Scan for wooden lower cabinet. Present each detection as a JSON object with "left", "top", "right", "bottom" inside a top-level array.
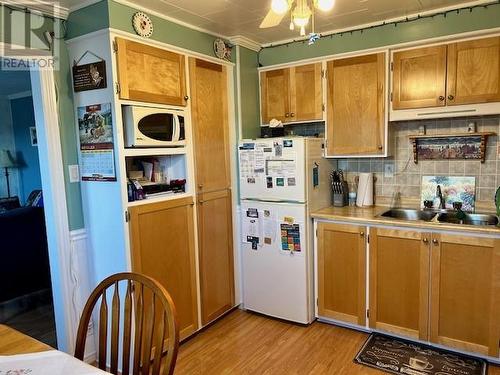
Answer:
[
  {"left": 197, "top": 189, "right": 235, "bottom": 325},
  {"left": 430, "top": 233, "right": 500, "bottom": 357},
  {"left": 128, "top": 197, "right": 198, "bottom": 340},
  {"left": 369, "top": 228, "right": 430, "bottom": 341},
  {"left": 317, "top": 223, "right": 366, "bottom": 325}
]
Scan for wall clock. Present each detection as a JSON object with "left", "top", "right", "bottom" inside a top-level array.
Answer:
[{"left": 132, "top": 12, "right": 154, "bottom": 38}]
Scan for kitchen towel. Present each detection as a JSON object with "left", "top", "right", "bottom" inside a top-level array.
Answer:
[{"left": 356, "top": 173, "right": 374, "bottom": 207}]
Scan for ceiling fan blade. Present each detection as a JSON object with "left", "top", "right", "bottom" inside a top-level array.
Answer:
[{"left": 260, "top": 9, "right": 286, "bottom": 28}]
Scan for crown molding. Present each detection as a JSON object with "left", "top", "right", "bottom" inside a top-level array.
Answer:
[
  {"left": 1, "top": 0, "right": 69, "bottom": 19},
  {"left": 229, "top": 35, "right": 261, "bottom": 52}
]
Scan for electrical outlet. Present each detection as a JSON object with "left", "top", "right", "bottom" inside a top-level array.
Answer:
[
  {"left": 384, "top": 164, "right": 394, "bottom": 178},
  {"left": 69, "top": 165, "right": 80, "bottom": 183}
]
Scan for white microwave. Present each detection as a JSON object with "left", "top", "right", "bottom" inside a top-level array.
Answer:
[{"left": 123, "top": 105, "right": 186, "bottom": 147}]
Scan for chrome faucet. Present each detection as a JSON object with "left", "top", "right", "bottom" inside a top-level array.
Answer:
[{"left": 436, "top": 185, "right": 446, "bottom": 210}]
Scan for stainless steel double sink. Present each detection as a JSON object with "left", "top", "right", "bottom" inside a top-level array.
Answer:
[{"left": 379, "top": 208, "right": 499, "bottom": 227}]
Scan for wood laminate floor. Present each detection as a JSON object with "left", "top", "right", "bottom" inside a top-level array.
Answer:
[{"left": 175, "top": 309, "right": 500, "bottom": 375}]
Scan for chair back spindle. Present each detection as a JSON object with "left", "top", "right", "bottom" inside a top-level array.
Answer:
[{"left": 75, "top": 272, "right": 179, "bottom": 375}]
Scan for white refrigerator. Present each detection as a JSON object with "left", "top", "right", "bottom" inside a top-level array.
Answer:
[{"left": 239, "top": 137, "right": 335, "bottom": 324}]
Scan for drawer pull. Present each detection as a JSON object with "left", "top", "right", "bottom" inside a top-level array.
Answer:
[
  {"left": 432, "top": 238, "right": 439, "bottom": 245},
  {"left": 422, "top": 238, "right": 429, "bottom": 243}
]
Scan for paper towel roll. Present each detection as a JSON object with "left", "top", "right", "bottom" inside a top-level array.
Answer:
[{"left": 356, "top": 173, "right": 374, "bottom": 207}]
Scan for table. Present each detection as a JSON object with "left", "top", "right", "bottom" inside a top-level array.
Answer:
[{"left": 0, "top": 324, "right": 52, "bottom": 355}]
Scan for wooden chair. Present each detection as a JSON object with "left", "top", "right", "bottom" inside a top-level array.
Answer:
[{"left": 75, "top": 272, "right": 179, "bottom": 375}]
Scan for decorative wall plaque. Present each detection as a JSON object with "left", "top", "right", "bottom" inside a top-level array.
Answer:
[{"left": 72, "top": 51, "right": 107, "bottom": 92}]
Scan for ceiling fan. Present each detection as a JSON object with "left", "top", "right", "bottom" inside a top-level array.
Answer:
[{"left": 260, "top": 0, "right": 335, "bottom": 36}]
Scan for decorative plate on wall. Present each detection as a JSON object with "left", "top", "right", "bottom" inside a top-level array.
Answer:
[
  {"left": 132, "top": 12, "right": 154, "bottom": 38},
  {"left": 213, "top": 38, "right": 232, "bottom": 60}
]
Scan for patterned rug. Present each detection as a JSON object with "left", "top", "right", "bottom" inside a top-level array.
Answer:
[{"left": 354, "top": 333, "right": 487, "bottom": 375}]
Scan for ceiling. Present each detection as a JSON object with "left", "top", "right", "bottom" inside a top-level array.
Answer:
[
  {"left": 57, "top": 0, "right": 493, "bottom": 44},
  {"left": 0, "top": 66, "right": 31, "bottom": 97}
]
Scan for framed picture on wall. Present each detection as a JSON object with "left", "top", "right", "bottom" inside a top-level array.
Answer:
[{"left": 30, "top": 127, "right": 37, "bottom": 146}]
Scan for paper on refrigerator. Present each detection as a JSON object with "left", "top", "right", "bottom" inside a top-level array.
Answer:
[
  {"left": 242, "top": 208, "right": 261, "bottom": 249},
  {"left": 262, "top": 209, "right": 277, "bottom": 245}
]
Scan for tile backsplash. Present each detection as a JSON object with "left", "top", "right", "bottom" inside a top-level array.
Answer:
[
  {"left": 284, "top": 116, "right": 500, "bottom": 209},
  {"left": 337, "top": 115, "right": 500, "bottom": 208}
]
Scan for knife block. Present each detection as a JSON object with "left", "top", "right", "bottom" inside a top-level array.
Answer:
[{"left": 333, "top": 182, "right": 349, "bottom": 207}]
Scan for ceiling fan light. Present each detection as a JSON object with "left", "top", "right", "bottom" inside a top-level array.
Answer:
[
  {"left": 293, "top": 15, "right": 309, "bottom": 27},
  {"left": 315, "top": 0, "right": 335, "bottom": 12},
  {"left": 271, "top": 0, "right": 289, "bottom": 15}
]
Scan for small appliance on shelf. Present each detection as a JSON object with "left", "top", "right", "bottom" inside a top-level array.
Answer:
[{"left": 123, "top": 105, "right": 186, "bottom": 148}]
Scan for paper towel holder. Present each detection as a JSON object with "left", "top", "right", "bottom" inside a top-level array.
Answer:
[{"left": 355, "top": 174, "right": 377, "bottom": 207}]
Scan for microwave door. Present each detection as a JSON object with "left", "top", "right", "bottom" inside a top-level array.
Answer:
[
  {"left": 138, "top": 113, "right": 174, "bottom": 143},
  {"left": 172, "top": 115, "right": 180, "bottom": 142}
]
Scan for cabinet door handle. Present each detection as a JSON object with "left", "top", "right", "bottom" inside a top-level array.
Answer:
[
  {"left": 360, "top": 231, "right": 365, "bottom": 237},
  {"left": 184, "top": 95, "right": 189, "bottom": 101},
  {"left": 378, "top": 145, "right": 383, "bottom": 150},
  {"left": 432, "top": 238, "right": 439, "bottom": 245},
  {"left": 422, "top": 238, "right": 428, "bottom": 243},
  {"left": 447, "top": 94, "right": 454, "bottom": 101},
  {"left": 290, "top": 112, "right": 295, "bottom": 117},
  {"left": 438, "top": 96, "right": 445, "bottom": 101},
  {"left": 285, "top": 113, "right": 290, "bottom": 118}
]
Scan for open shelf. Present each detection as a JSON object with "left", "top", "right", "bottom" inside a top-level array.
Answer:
[
  {"left": 123, "top": 147, "right": 187, "bottom": 157},
  {"left": 125, "top": 153, "right": 188, "bottom": 203},
  {"left": 127, "top": 192, "right": 192, "bottom": 207}
]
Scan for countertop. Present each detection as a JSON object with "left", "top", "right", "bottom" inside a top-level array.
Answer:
[{"left": 311, "top": 205, "right": 500, "bottom": 235}]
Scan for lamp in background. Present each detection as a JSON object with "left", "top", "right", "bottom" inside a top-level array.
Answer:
[{"left": 0, "top": 150, "right": 18, "bottom": 198}]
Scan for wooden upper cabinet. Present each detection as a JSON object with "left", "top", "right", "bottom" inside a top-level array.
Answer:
[
  {"left": 430, "top": 233, "right": 500, "bottom": 357},
  {"left": 369, "top": 228, "right": 430, "bottom": 341},
  {"left": 326, "top": 53, "right": 386, "bottom": 156},
  {"left": 447, "top": 36, "right": 500, "bottom": 105},
  {"left": 289, "top": 63, "right": 323, "bottom": 122},
  {"left": 260, "top": 63, "right": 323, "bottom": 124},
  {"left": 392, "top": 45, "right": 447, "bottom": 110},
  {"left": 115, "top": 38, "right": 187, "bottom": 106},
  {"left": 317, "top": 222, "right": 366, "bottom": 326},
  {"left": 260, "top": 68, "right": 290, "bottom": 124},
  {"left": 128, "top": 197, "right": 198, "bottom": 340},
  {"left": 189, "top": 58, "right": 230, "bottom": 193}
]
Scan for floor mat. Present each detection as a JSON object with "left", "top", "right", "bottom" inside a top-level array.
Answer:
[{"left": 354, "top": 333, "right": 487, "bottom": 375}]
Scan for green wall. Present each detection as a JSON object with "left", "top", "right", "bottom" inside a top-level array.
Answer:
[
  {"left": 66, "top": 1, "right": 109, "bottom": 39},
  {"left": 259, "top": 3, "right": 500, "bottom": 66},
  {"left": 0, "top": 6, "right": 84, "bottom": 230},
  {"left": 239, "top": 46, "right": 261, "bottom": 139},
  {"left": 67, "top": 0, "right": 235, "bottom": 62},
  {"left": 107, "top": 1, "right": 234, "bottom": 62}
]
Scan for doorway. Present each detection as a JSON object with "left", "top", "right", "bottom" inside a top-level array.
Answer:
[
  {"left": 0, "top": 53, "right": 75, "bottom": 352},
  {"left": 0, "top": 62, "right": 57, "bottom": 347}
]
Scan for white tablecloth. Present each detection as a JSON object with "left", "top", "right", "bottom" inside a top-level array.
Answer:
[{"left": 0, "top": 350, "right": 110, "bottom": 375}]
